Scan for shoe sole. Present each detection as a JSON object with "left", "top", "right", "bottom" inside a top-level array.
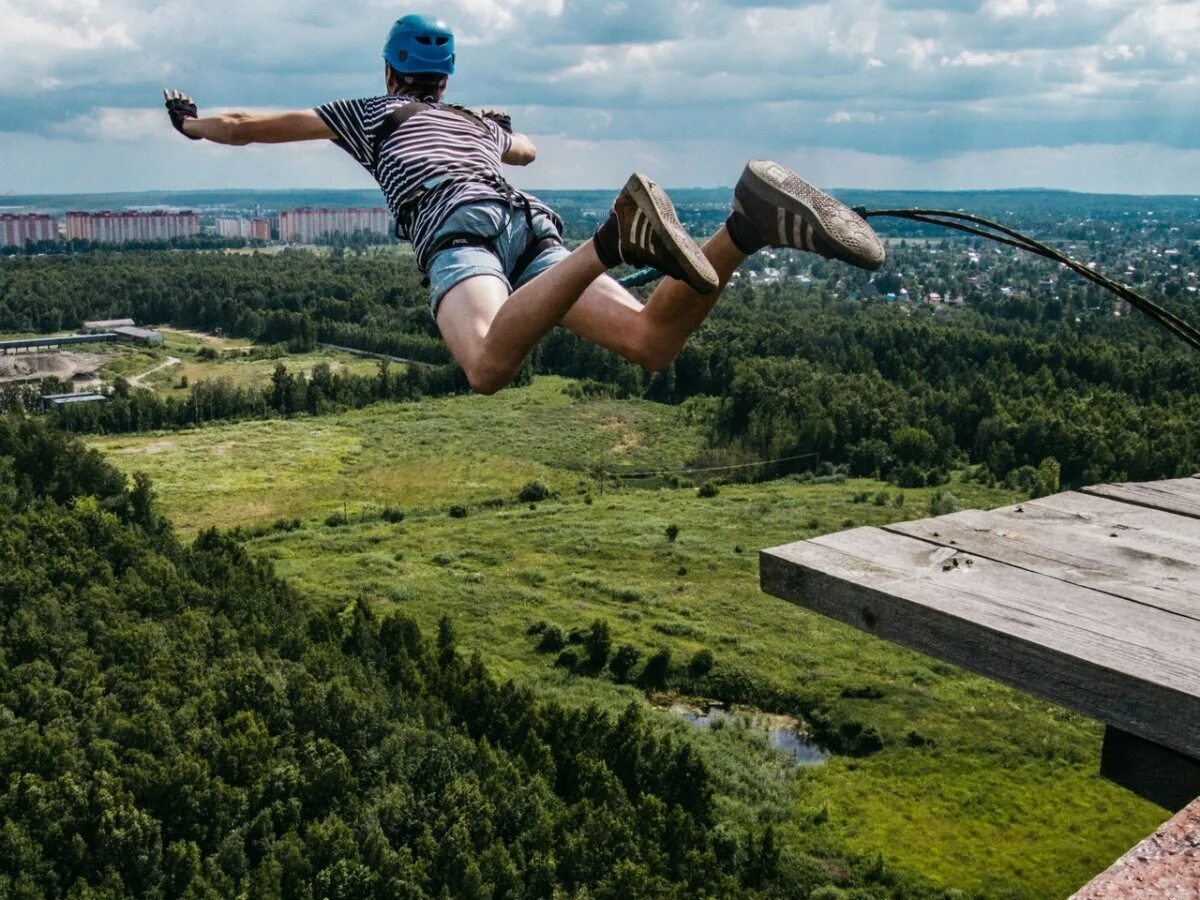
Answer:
[
  {"left": 740, "top": 159, "right": 885, "bottom": 271},
  {"left": 625, "top": 173, "right": 720, "bottom": 294}
]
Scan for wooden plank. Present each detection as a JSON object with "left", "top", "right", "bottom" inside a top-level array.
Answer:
[
  {"left": 1083, "top": 477, "right": 1200, "bottom": 519},
  {"left": 1071, "top": 796, "right": 1200, "bottom": 898},
  {"left": 885, "top": 493, "right": 1200, "bottom": 621},
  {"left": 1101, "top": 727, "right": 1200, "bottom": 812},
  {"left": 761, "top": 528, "right": 1200, "bottom": 758}
]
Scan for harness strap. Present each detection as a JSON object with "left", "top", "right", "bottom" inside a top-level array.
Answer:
[
  {"left": 370, "top": 100, "right": 491, "bottom": 170},
  {"left": 510, "top": 235, "right": 563, "bottom": 286},
  {"left": 421, "top": 229, "right": 563, "bottom": 289}
]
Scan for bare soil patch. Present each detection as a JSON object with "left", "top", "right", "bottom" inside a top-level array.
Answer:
[{"left": 0, "top": 352, "right": 110, "bottom": 384}]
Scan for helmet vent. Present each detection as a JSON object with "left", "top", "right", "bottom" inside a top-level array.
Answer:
[
  {"left": 435, "top": 36, "right": 448, "bottom": 45},
  {"left": 416, "top": 35, "right": 433, "bottom": 44}
]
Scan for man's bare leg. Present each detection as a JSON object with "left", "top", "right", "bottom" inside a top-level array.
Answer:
[
  {"left": 436, "top": 241, "right": 606, "bottom": 394},
  {"left": 560, "top": 226, "right": 745, "bottom": 370}
]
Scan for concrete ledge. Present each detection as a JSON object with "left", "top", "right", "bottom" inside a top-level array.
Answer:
[{"left": 1071, "top": 796, "right": 1199, "bottom": 899}]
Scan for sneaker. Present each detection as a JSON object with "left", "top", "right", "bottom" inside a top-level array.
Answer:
[
  {"left": 731, "top": 159, "right": 885, "bottom": 270},
  {"left": 612, "top": 173, "right": 720, "bottom": 294}
]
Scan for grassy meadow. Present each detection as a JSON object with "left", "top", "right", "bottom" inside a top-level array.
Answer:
[{"left": 88, "top": 375, "right": 1166, "bottom": 899}]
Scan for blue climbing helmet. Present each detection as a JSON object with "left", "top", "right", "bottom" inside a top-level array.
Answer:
[{"left": 383, "top": 15, "right": 455, "bottom": 76}]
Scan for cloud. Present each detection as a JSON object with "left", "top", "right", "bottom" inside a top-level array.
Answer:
[{"left": 0, "top": 0, "right": 1197, "bottom": 192}]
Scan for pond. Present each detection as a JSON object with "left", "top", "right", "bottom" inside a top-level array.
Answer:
[{"left": 666, "top": 701, "right": 830, "bottom": 767}]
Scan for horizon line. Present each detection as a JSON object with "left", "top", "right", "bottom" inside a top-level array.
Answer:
[{"left": 5, "top": 186, "right": 1200, "bottom": 201}]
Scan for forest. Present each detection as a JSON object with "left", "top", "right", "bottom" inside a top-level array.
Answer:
[
  {"left": 1, "top": 241, "right": 1198, "bottom": 489},
  {"left": 3, "top": 417, "right": 862, "bottom": 898}
]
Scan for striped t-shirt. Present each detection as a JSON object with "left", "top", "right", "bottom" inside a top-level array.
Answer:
[{"left": 315, "top": 94, "right": 558, "bottom": 265}]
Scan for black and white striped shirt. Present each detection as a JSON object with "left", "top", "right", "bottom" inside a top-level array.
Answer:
[{"left": 315, "top": 94, "right": 557, "bottom": 265}]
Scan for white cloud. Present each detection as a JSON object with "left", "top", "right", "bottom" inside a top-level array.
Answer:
[{"left": 0, "top": 0, "right": 1197, "bottom": 191}]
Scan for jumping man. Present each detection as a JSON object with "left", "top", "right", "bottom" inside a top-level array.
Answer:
[{"left": 164, "top": 14, "right": 885, "bottom": 395}]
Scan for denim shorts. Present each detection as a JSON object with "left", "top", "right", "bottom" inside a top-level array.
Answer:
[{"left": 426, "top": 201, "right": 571, "bottom": 318}]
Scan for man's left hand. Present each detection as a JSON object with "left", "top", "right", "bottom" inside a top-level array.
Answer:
[
  {"left": 482, "top": 110, "right": 513, "bottom": 134},
  {"left": 164, "top": 89, "right": 201, "bottom": 139}
]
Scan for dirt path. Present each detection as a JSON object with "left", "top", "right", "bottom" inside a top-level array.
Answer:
[{"left": 129, "top": 356, "right": 180, "bottom": 388}]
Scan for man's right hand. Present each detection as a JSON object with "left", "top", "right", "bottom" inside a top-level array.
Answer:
[{"left": 164, "top": 89, "right": 202, "bottom": 139}]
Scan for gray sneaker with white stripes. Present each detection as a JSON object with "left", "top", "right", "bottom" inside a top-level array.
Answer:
[
  {"left": 731, "top": 159, "right": 885, "bottom": 271},
  {"left": 611, "top": 172, "right": 720, "bottom": 294}
]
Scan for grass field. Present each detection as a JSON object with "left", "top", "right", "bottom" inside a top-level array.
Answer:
[{"left": 88, "top": 376, "right": 1166, "bottom": 898}]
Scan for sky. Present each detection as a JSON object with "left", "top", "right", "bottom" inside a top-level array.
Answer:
[{"left": 1, "top": 0, "right": 1199, "bottom": 195}]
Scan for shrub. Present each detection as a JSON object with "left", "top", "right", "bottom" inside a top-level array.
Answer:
[
  {"left": 697, "top": 482, "right": 720, "bottom": 498},
  {"left": 688, "top": 648, "right": 715, "bottom": 677},
  {"left": 665, "top": 524, "right": 680, "bottom": 543},
  {"left": 449, "top": 505, "right": 468, "bottom": 519},
  {"left": 554, "top": 649, "right": 579, "bottom": 670},
  {"left": 178, "top": 375, "right": 189, "bottom": 388},
  {"left": 537, "top": 625, "right": 565, "bottom": 653},
  {"left": 325, "top": 511, "right": 349, "bottom": 527},
  {"left": 567, "top": 627, "right": 586, "bottom": 645},
  {"left": 585, "top": 620, "right": 612, "bottom": 668},
  {"left": 610, "top": 644, "right": 641, "bottom": 682},
  {"left": 892, "top": 492, "right": 906, "bottom": 509},
  {"left": 872, "top": 490, "right": 889, "bottom": 507},
  {"left": 851, "top": 491, "right": 870, "bottom": 504},
  {"left": 640, "top": 648, "right": 672, "bottom": 688},
  {"left": 518, "top": 480, "right": 553, "bottom": 503},
  {"left": 526, "top": 620, "right": 548, "bottom": 636},
  {"left": 929, "top": 490, "right": 960, "bottom": 516},
  {"left": 381, "top": 506, "right": 406, "bottom": 523}
]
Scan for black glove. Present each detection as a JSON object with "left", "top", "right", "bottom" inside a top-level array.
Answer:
[
  {"left": 164, "top": 89, "right": 201, "bottom": 139},
  {"left": 481, "top": 110, "right": 512, "bottom": 134}
]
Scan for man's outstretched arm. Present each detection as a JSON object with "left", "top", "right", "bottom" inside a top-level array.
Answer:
[{"left": 165, "top": 90, "right": 334, "bottom": 145}]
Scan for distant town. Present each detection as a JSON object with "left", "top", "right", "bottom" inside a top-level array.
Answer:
[{"left": 0, "top": 207, "right": 394, "bottom": 246}]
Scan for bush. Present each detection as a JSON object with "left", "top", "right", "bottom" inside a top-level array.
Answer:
[
  {"left": 929, "top": 490, "right": 960, "bottom": 516},
  {"left": 688, "top": 648, "right": 715, "bottom": 677},
  {"left": 325, "top": 511, "right": 349, "bottom": 527},
  {"left": 554, "top": 648, "right": 579, "bottom": 670},
  {"left": 665, "top": 524, "right": 680, "bottom": 543},
  {"left": 610, "top": 644, "right": 641, "bottom": 682},
  {"left": 872, "top": 490, "right": 889, "bottom": 507},
  {"left": 640, "top": 648, "right": 672, "bottom": 688},
  {"left": 381, "top": 506, "right": 406, "bottom": 523},
  {"left": 518, "top": 480, "right": 553, "bottom": 503},
  {"left": 697, "top": 482, "right": 720, "bottom": 498},
  {"left": 449, "top": 504, "right": 468, "bottom": 519},
  {"left": 585, "top": 620, "right": 612, "bottom": 668},
  {"left": 537, "top": 625, "right": 565, "bottom": 653}
]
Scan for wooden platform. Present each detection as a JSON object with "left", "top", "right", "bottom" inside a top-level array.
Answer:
[{"left": 760, "top": 476, "right": 1200, "bottom": 811}]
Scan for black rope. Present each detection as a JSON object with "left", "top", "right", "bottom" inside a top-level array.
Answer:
[
  {"left": 856, "top": 208, "right": 1200, "bottom": 353},
  {"left": 617, "top": 209, "right": 1200, "bottom": 353}
]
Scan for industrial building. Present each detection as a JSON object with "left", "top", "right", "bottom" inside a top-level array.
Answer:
[
  {"left": 0, "top": 334, "right": 117, "bottom": 355},
  {"left": 82, "top": 318, "right": 136, "bottom": 332},
  {"left": 112, "top": 326, "right": 165, "bottom": 347},
  {"left": 41, "top": 392, "right": 108, "bottom": 412}
]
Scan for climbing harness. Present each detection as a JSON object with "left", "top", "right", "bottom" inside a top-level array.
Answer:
[
  {"left": 369, "top": 99, "right": 565, "bottom": 280},
  {"left": 617, "top": 208, "right": 1200, "bottom": 354}
]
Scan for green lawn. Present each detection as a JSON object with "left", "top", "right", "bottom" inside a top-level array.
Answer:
[{"left": 88, "top": 376, "right": 1166, "bottom": 899}]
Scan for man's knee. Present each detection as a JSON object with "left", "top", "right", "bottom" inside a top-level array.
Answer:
[
  {"left": 628, "top": 331, "right": 678, "bottom": 372},
  {"left": 462, "top": 357, "right": 516, "bottom": 395}
]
